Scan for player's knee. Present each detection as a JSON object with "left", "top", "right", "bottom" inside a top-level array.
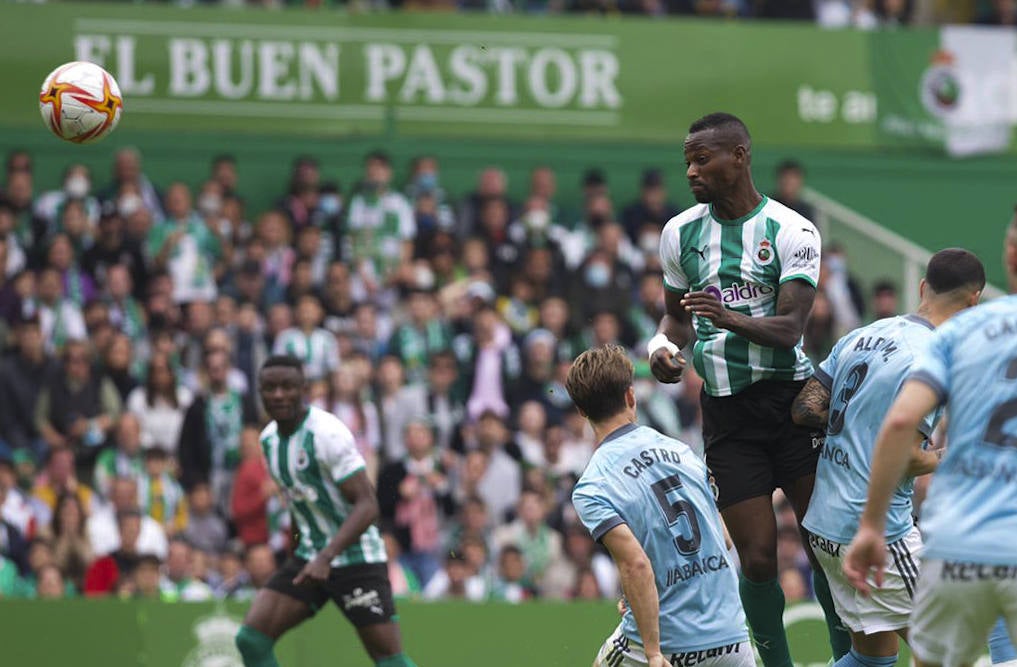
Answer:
[
  {"left": 738, "top": 550, "right": 778, "bottom": 582},
  {"left": 235, "top": 625, "right": 275, "bottom": 663}
]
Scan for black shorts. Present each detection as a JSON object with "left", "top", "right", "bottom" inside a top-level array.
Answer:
[
  {"left": 265, "top": 558, "right": 397, "bottom": 628},
  {"left": 701, "top": 378, "right": 823, "bottom": 510}
]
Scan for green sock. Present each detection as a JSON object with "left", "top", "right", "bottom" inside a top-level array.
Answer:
[
  {"left": 812, "top": 568, "right": 852, "bottom": 660},
  {"left": 740, "top": 574, "right": 794, "bottom": 667},
  {"left": 235, "top": 625, "right": 280, "bottom": 667},
  {"left": 376, "top": 654, "right": 418, "bottom": 667}
]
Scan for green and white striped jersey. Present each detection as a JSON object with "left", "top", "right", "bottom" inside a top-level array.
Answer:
[
  {"left": 272, "top": 328, "right": 341, "bottom": 382},
  {"left": 660, "top": 196, "right": 821, "bottom": 397},
  {"left": 260, "top": 406, "right": 386, "bottom": 567}
]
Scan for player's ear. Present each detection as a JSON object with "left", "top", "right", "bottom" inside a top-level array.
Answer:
[
  {"left": 969, "top": 289, "right": 983, "bottom": 307},
  {"left": 626, "top": 385, "right": 636, "bottom": 409},
  {"left": 918, "top": 278, "right": 927, "bottom": 301}
]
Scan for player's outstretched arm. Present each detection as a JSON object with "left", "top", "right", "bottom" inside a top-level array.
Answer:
[
  {"left": 791, "top": 377, "right": 830, "bottom": 429},
  {"left": 844, "top": 380, "right": 941, "bottom": 595},
  {"left": 649, "top": 290, "right": 693, "bottom": 384},
  {"left": 601, "top": 524, "right": 663, "bottom": 664},
  {"left": 682, "top": 279, "right": 815, "bottom": 350},
  {"left": 294, "top": 470, "right": 379, "bottom": 586}
]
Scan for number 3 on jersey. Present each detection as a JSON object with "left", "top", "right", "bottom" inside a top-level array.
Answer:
[
  {"left": 651, "top": 474, "right": 702, "bottom": 555},
  {"left": 984, "top": 357, "right": 1017, "bottom": 449},
  {"left": 828, "top": 361, "right": 869, "bottom": 436}
]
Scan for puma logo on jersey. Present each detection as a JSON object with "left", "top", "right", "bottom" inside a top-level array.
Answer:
[
  {"left": 691, "top": 246, "right": 707, "bottom": 260},
  {"left": 801, "top": 227, "right": 815, "bottom": 235}
]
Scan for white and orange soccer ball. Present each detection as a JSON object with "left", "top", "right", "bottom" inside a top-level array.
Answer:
[{"left": 39, "top": 61, "right": 123, "bottom": 144}]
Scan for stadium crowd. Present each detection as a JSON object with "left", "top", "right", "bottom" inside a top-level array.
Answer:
[{"left": 0, "top": 146, "right": 888, "bottom": 604}]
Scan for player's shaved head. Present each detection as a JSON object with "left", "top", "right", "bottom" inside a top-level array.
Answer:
[
  {"left": 687, "top": 112, "right": 751, "bottom": 149},
  {"left": 924, "top": 248, "right": 985, "bottom": 300}
]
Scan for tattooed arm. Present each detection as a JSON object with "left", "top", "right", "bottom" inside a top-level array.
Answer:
[{"left": 791, "top": 376, "right": 831, "bottom": 430}]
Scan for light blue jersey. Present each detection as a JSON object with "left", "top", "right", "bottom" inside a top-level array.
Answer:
[
  {"left": 912, "top": 295, "right": 1017, "bottom": 564},
  {"left": 803, "top": 315, "right": 940, "bottom": 544},
  {"left": 572, "top": 424, "right": 748, "bottom": 653}
]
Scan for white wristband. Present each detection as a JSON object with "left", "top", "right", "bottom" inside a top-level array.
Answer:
[{"left": 647, "top": 333, "right": 679, "bottom": 360}]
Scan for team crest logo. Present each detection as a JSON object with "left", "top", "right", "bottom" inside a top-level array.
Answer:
[
  {"left": 756, "top": 239, "right": 774, "bottom": 266},
  {"left": 295, "top": 448, "right": 310, "bottom": 471},
  {"left": 920, "top": 49, "right": 961, "bottom": 118},
  {"left": 183, "top": 611, "right": 243, "bottom": 667}
]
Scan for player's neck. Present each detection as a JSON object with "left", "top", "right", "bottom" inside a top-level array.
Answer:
[
  {"left": 710, "top": 186, "right": 762, "bottom": 221},
  {"left": 591, "top": 412, "right": 637, "bottom": 447},
  {"left": 915, "top": 302, "right": 957, "bottom": 328},
  {"left": 276, "top": 407, "right": 310, "bottom": 437}
]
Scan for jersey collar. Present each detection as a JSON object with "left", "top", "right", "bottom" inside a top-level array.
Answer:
[
  {"left": 904, "top": 314, "right": 934, "bottom": 330},
  {"left": 600, "top": 422, "right": 639, "bottom": 446},
  {"left": 710, "top": 195, "right": 768, "bottom": 226}
]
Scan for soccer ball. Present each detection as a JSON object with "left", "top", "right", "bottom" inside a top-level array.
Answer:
[{"left": 39, "top": 61, "right": 123, "bottom": 144}]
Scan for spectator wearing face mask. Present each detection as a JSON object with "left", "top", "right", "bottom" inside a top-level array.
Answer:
[{"left": 34, "top": 164, "right": 101, "bottom": 235}]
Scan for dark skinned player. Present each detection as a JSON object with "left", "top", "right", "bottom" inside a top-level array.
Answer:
[
  {"left": 234, "top": 355, "right": 416, "bottom": 667},
  {"left": 647, "top": 112, "right": 849, "bottom": 667}
]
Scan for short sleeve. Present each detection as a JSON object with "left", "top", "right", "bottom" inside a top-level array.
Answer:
[
  {"left": 776, "top": 221, "right": 821, "bottom": 287},
  {"left": 319, "top": 421, "right": 366, "bottom": 483},
  {"left": 907, "top": 325, "right": 954, "bottom": 407},
  {"left": 659, "top": 221, "right": 689, "bottom": 292},
  {"left": 572, "top": 474, "right": 625, "bottom": 543}
]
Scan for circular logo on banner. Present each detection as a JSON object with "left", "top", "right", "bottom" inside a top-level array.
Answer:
[{"left": 920, "top": 50, "right": 961, "bottom": 117}]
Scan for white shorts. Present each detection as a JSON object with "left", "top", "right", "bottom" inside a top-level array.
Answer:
[
  {"left": 593, "top": 624, "right": 754, "bottom": 667},
  {"left": 808, "top": 525, "right": 922, "bottom": 635},
  {"left": 911, "top": 559, "right": 1017, "bottom": 667}
]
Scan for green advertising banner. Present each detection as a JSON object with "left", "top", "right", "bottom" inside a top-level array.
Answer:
[
  {"left": 0, "top": 599, "right": 918, "bottom": 667},
  {"left": 0, "top": 3, "right": 879, "bottom": 146}
]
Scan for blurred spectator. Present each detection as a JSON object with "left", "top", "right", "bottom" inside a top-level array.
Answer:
[
  {"left": 272, "top": 294, "right": 340, "bottom": 382},
  {"left": 457, "top": 167, "right": 511, "bottom": 240},
  {"left": 378, "top": 417, "right": 457, "bottom": 586},
  {"left": 160, "top": 537, "right": 213, "bottom": 601},
  {"left": 0, "top": 315, "right": 55, "bottom": 461},
  {"left": 33, "top": 267, "right": 86, "bottom": 354},
  {"left": 87, "top": 477, "right": 167, "bottom": 560},
  {"left": 35, "top": 165, "right": 99, "bottom": 232},
  {"left": 819, "top": 243, "right": 863, "bottom": 336},
  {"left": 35, "top": 563, "right": 69, "bottom": 599},
  {"left": 621, "top": 168, "right": 680, "bottom": 245},
  {"left": 84, "top": 508, "right": 144, "bottom": 596},
  {"left": 32, "top": 447, "right": 95, "bottom": 517},
  {"left": 182, "top": 483, "right": 227, "bottom": 555},
  {"left": 465, "top": 411, "right": 523, "bottom": 524},
  {"left": 977, "top": 0, "right": 1017, "bottom": 23},
  {"left": 388, "top": 288, "right": 453, "bottom": 385},
  {"left": 383, "top": 530, "right": 421, "bottom": 599},
  {"left": 422, "top": 550, "right": 486, "bottom": 601},
  {"left": 102, "top": 264, "right": 146, "bottom": 344},
  {"left": 329, "top": 363, "right": 381, "bottom": 480},
  {"left": 489, "top": 545, "right": 533, "bottom": 602},
  {"left": 47, "top": 233, "right": 96, "bottom": 307},
  {"left": 45, "top": 492, "right": 93, "bottom": 589},
  {"left": 492, "top": 490, "right": 565, "bottom": 593},
  {"left": 93, "top": 414, "right": 144, "bottom": 500},
  {"left": 129, "top": 554, "right": 163, "bottom": 599},
  {"left": 178, "top": 349, "right": 257, "bottom": 498},
  {"left": 0, "top": 452, "right": 43, "bottom": 543},
  {"left": 871, "top": 279, "right": 900, "bottom": 319},
  {"left": 771, "top": 160, "right": 815, "bottom": 220},
  {"left": 148, "top": 182, "right": 224, "bottom": 305},
  {"left": 343, "top": 151, "right": 415, "bottom": 300},
  {"left": 138, "top": 448, "right": 187, "bottom": 538},
  {"left": 127, "top": 352, "right": 193, "bottom": 453},
  {"left": 102, "top": 334, "right": 139, "bottom": 402},
  {"left": 456, "top": 305, "right": 519, "bottom": 422},
  {"left": 230, "top": 428, "right": 277, "bottom": 549},
  {"left": 99, "top": 148, "right": 163, "bottom": 222}
]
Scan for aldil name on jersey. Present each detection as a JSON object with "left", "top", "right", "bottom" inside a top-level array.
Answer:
[{"left": 702, "top": 281, "right": 773, "bottom": 309}]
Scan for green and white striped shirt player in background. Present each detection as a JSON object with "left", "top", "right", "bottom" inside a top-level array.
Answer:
[
  {"left": 235, "top": 356, "right": 417, "bottom": 667},
  {"left": 646, "top": 112, "right": 850, "bottom": 667}
]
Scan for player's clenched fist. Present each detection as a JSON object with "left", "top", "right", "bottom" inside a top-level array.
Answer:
[{"left": 650, "top": 347, "right": 686, "bottom": 384}]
